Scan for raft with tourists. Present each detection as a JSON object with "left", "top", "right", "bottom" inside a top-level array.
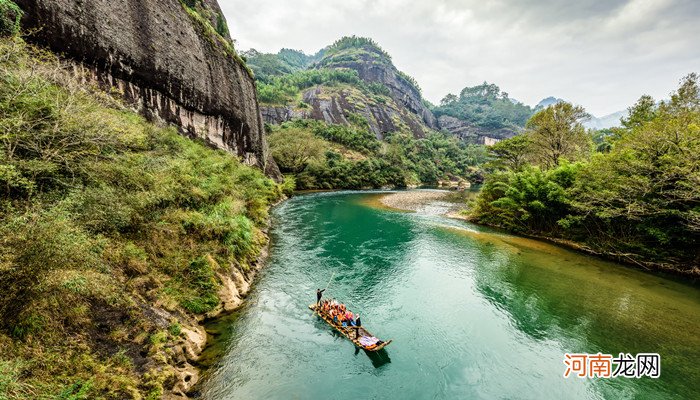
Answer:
[{"left": 309, "top": 299, "right": 392, "bottom": 352}]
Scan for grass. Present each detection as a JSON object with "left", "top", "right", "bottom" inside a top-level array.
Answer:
[{"left": 0, "top": 36, "right": 282, "bottom": 398}]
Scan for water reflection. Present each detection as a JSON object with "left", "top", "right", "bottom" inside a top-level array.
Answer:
[{"left": 453, "top": 225, "right": 700, "bottom": 399}]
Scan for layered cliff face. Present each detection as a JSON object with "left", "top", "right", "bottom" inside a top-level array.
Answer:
[
  {"left": 263, "top": 85, "right": 430, "bottom": 140},
  {"left": 16, "top": 0, "right": 279, "bottom": 176}
]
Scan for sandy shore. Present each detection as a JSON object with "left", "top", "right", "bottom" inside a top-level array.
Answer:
[{"left": 378, "top": 190, "right": 451, "bottom": 212}]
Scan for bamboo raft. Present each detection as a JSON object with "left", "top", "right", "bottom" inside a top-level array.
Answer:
[{"left": 309, "top": 304, "right": 393, "bottom": 351}]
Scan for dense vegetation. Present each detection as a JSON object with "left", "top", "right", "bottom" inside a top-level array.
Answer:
[
  {"left": 434, "top": 82, "right": 534, "bottom": 131},
  {"left": 256, "top": 68, "right": 365, "bottom": 105},
  {"left": 242, "top": 48, "right": 323, "bottom": 83},
  {"left": 471, "top": 75, "right": 700, "bottom": 273},
  {"left": 267, "top": 119, "right": 487, "bottom": 190},
  {"left": 0, "top": 37, "right": 283, "bottom": 398},
  {"left": 0, "top": 0, "right": 21, "bottom": 37}
]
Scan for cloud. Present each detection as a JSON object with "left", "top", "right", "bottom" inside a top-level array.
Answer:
[{"left": 218, "top": 0, "right": 700, "bottom": 116}]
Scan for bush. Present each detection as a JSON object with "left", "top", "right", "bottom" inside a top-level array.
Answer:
[
  {"left": 215, "top": 13, "right": 229, "bottom": 37},
  {"left": 472, "top": 163, "right": 581, "bottom": 234},
  {"left": 179, "top": 256, "right": 219, "bottom": 313},
  {"left": 0, "top": 0, "right": 21, "bottom": 37}
]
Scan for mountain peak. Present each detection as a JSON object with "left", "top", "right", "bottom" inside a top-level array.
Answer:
[{"left": 535, "top": 96, "right": 565, "bottom": 109}]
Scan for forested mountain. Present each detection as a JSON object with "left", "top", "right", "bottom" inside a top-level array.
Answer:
[
  {"left": 248, "top": 36, "right": 488, "bottom": 189},
  {"left": 248, "top": 36, "right": 534, "bottom": 147},
  {"left": 433, "top": 82, "right": 534, "bottom": 143}
]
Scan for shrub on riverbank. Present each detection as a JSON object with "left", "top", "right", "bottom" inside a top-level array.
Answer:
[
  {"left": 0, "top": 37, "right": 282, "bottom": 398},
  {"left": 472, "top": 75, "right": 700, "bottom": 273}
]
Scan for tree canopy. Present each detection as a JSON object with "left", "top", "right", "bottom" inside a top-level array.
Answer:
[
  {"left": 525, "top": 102, "right": 591, "bottom": 168},
  {"left": 434, "top": 82, "right": 534, "bottom": 130}
]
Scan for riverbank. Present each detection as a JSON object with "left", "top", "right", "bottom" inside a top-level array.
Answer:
[
  {"left": 374, "top": 191, "right": 699, "bottom": 279},
  {"left": 0, "top": 37, "right": 291, "bottom": 399},
  {"left": 180, "top": 194, "right": 290, "bottom": 398}
]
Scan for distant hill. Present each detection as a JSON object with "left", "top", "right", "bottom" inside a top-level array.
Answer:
[
  {"left": 535, "top": 97, "right": 627, "bottom": 129},
  {"left": 247, "top": 39, "right": 533, "bottom": 145},
  {"left": 583, "top": 110, "right": 628, "bottom": 130},
  {"left": 535, "top": 96, "right": 565, "bottom": 110},
  {"left": 433, "top": 82, "right": 533, "bottom": 142}
]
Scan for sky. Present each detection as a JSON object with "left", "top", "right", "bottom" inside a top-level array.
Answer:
[{"left": 218, "top": 0, "right": 700, "bottom": 116}]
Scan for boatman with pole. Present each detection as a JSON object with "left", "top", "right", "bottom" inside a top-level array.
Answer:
[
  {"left": 316, "top": 288, "right": 326, "bottom": 307},
  {"left": 317, "top": 272, "right": 335, "bottom": 308}
]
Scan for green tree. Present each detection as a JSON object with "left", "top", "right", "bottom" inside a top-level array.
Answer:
[
  {"left": 267, "top": 127, "right": 326, "bottom": 173},
  {"left": 487, "top": 135, "right": 532, "bottom": 171},
  {"left": 526, "top": 102, "right": 591, "bottom": 168},
  {"left": 621, "top": 94, "right": 657, "bottom": 129}
]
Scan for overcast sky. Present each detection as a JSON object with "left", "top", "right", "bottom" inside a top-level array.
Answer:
[{"left": 219, "top": 0, "right": 700, "bottom": 116}]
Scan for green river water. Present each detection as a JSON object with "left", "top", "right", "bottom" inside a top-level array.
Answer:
[{"left": 201, "top": 191, "right": 700, "bottom": 399}]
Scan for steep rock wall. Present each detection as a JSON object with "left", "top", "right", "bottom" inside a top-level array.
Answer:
[
  {"left": 331, "top": 54, "right": 438, "bottom": 130},
  {"left": 261, "top": 85, "right": 428, "bottom": 140},
  {"left": 318, "top": 50, "right": 438, "bottom": 137},
  {"left": 16, "top": 0, "right": 279, "bottom": 177}
]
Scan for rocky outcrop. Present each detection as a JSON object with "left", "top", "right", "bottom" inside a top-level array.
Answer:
[
  {"left": 319, "top": 49, "right": 438, "bottom": 136},
  {"left": 437, "top": 115, "right": 519, "bottom": 145},
  {"left": 262, "top": 105, "right": 313, "bottom": 125},
  {"left": 16, "top": 0, "right": 279, "bottom": 177},
  {"left": 261, "top": 85, "right": 429, "bottom": 140}
]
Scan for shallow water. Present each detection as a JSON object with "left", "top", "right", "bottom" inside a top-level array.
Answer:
[{"left": 201, "top": 192, "right": 700, "bottom": 399}]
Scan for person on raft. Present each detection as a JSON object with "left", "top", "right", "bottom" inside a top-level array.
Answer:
[
  {"left": 316, "top": 288, "right": 326, "bottom": 306},
  {"left": 353, "top": 314, "right": 362, "bottom": 339}
]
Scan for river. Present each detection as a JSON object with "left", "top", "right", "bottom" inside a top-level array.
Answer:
[{"left": 200, "top": 191, "right": 700, "bottom": 399}]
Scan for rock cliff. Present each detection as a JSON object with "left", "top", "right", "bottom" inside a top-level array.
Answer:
[
  {"left": 263, "top": 85, "right": 430, "bottom": 140},
  {"left": 317, "top": 47, "right": 438, "bottom": 131},
  {"left": 437, "top": 115, "right": 519, "bottom": 145},
  {"left": 16, "top": 0, "right": 279, "bottom": 177}
]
